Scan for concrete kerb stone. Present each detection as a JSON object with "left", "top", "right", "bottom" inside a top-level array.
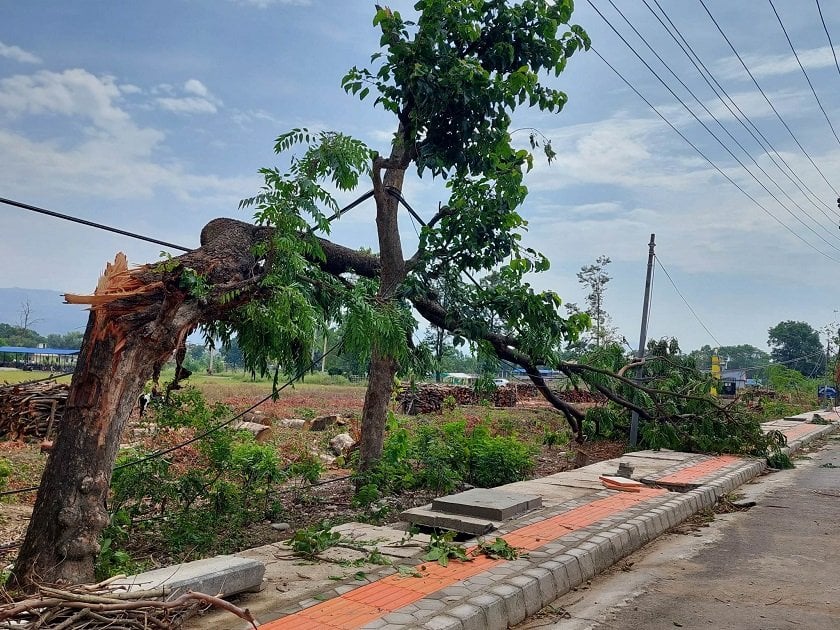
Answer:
[
  {"left": 486, "top": 583, "right": 527, "bottom": 626},
  {"left": 422, "top": 614, "right": 464, "bottom": 630},
  {"left": 447, "top": 603, "right": 486, "bottom": 630},
  {"left": 465, "top": 594, "right": 507, "bottom": 630}
]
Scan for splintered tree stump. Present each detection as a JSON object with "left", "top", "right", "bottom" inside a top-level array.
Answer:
[{"left": 13, "top": 219, "right": 269, "bottom": 589}]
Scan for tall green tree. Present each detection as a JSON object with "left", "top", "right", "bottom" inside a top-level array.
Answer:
[
  {"left": 238, "top": 0, "right": 592, "bottom": 471},
  {"left": 767, "top": 320, "right": 824, "bottom": 377},
  {"left": 566, "top": 255, "right": 615, "bottom": 349}
]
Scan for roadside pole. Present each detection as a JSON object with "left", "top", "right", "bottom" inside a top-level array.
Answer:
[{"left": 630, "top": 233, "right": 656, "bottom": 447}]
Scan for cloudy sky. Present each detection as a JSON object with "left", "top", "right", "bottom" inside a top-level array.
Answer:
[{"left": 3, "top": 0, "right": 840, "bottom": 353}]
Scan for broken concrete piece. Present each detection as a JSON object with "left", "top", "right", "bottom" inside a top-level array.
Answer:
[
  {"left": 114, "top": 555, "right": 265, "bottom": 599},
  {"left": 401, "top": 505, "right": 500, "bottom": 536}
]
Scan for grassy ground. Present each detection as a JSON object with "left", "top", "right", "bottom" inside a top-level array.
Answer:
[{"left": 0, "top": 369, "right": 73, "bottom": 386}]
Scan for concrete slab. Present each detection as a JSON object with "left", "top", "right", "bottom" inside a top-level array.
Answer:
[
  {"left": 432, "top": 488, "right": 542, "bottom": 521},
  {"left": 623, "top": 449, "right": 701, "bottom": 462},
  {"left": 115, "top": 555, "right": 265, "bottom": 599},
  {"left": 402, "top": 505, "right": 501, "bottom": 535},
  {"left": 331, "top": 522, "right": 431, "bottom": 559},
  {"left": 539, "top": 473, "right": 607, "bottom": 490},
  {"left": 500, "top": 481, "right": 596, "bottom": 507},
  {"left": 599, "top": 455, "right": 693, "bottom": 479}
]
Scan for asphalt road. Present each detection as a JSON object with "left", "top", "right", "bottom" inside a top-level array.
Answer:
[{"left": 519, "top": 435, "right": 840, "bottom": 630}]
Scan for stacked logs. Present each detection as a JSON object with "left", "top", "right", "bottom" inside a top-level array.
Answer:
[
  {"left": 0, "top": 381, "right": 68, "bottom": 440},
  {"left": 396, "top": 383, "right": 518, "bottom": 414}
]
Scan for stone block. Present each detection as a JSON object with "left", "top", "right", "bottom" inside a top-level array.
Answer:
[
  {"left": 432, "top": 488, "right": 542, "bottom": 521},
  {"left": 401, "top": 506, "right": 500, "bottom": 536},
  {"left": 467, "top": 594, "right": 507, "bottom": 630},
  {"left": 507, "top": 575, "right": 543, "bottom": 616},
  {"left": 115, "top": 555, "right": 264, "bottom": 600},
  {"left": 448, "top": 603, "right": 485, "bottom": 630},
  {"left": 488, "top": 583, "right": 527, "bottom": 626},
  {"left": 423, "top": 614, "right": 464, "bottom": 630}
]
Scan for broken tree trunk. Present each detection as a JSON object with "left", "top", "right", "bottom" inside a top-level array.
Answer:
[{"left": 12, "top": 219, "right": 267, "bottom": 589}]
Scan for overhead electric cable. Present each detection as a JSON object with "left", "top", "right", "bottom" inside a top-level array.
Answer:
[
  {"left": 587, "top": 1, "right": 840, "bottom": 255},
  {"left": 815, "top": 0, "right": 840, "bottom": 83},
  {"left": 698, "top": 0, "right": 839, "bottom": 196},
  {"left": 768, "top": 0, "right": 840, "bottom": 147},
  {"left": 0, "top": 196, "right": 191, "bottom": 252},
  {"left": 604, "top": 0, "right": 840, "bottom": 246},
  {"left": 655, "top": 257, "right": 723, "bottom": 348},
  {"left": 646, "top": 0, "right": 840, "bottom": 223},
  {"left": 588, "top": 46, "right": 840, "bottom": 264},
  {"left": 3, "top": 188, "right": 379, "bottom": 254}
]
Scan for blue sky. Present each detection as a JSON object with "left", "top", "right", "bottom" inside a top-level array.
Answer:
[{"left": 3, "top": 1, "right": 840, "bottom": 353}]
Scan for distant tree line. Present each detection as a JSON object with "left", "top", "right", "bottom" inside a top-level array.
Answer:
[{"left": 0, "top": 322, "right": 83, "bottom": 349}]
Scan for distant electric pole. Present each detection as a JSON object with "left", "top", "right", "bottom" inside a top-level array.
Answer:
[{"left": 630, "top": 233, "right": 656, "bottom": 447}]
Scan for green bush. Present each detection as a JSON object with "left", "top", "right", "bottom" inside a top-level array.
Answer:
[
  {"left": 354, "top": 414, "right": 536, "bottom": 501},
  {"left": 101, "top": 388, "right": 313, "bottom": 573},
  {"left": 467, "top": 425, "right": 535, "bottom": 487}
]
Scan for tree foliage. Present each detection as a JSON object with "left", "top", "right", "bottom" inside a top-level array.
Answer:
[{"left": 767, "top": 320, "right": 824, "bottom": 377}]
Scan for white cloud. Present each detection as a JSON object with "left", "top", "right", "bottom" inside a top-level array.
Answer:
[
  {"left": 0, "top": 67, "right": 252, "bottom": 204},
  {"left": 118, "top": 83, "right": 142, "bottom": 95},
  {"left": 715, "top": 45, "right": 840, "bottom": 81},
  {"left": 184, "top": 78, "right": 208, "bottom": 97},
  {"left": 154, "top": 78, "right": 220, "bottom": 115},
  {"left": 156, "top": 96, "right": 218, "bottom": 114},
  {"left": 0, "top": 41, "right": 41, "bottom": 64}
]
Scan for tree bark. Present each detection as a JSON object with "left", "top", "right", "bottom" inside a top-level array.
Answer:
[
  {"left": 12, "top": 219, "right": 266, "bottom": 589},
  {"left": 357, "top": 147, "right": 408, "bottom": 473}
]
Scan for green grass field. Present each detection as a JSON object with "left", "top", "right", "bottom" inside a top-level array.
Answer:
[{"left": 0, "top": 369, "right": 73, "bottom": 386}]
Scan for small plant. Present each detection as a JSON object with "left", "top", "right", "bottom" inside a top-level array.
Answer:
[
  {"left": 442, "top": 395, "right": 457, "bottom": 412},
  {"left": 0, "top": 458, "right": 11, "bottom": 493},
  {"left": 285, "top": 521, "right": 341, "bottom": 559},
  {"left": 766, "top": 452, "right": 794, "bottom": 469},
  {"left": 423, "top": 530, "right": 471, "bottom": 567},
  {"left": 472, "top": 537, "right": 522, "bottom": 560},
  {"left": 542, "top": 429, "right": 565, "bottom": 448}
]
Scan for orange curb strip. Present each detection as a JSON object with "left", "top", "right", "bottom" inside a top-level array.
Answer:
[
  {"left": 260, "top": 487, "right": 668, "bottom": 629},
  {"left": 655, "top": 455, "right": 740, "bottom": 485}
]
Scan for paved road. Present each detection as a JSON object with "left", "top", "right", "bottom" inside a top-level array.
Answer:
[{"left": 519, "top": 436, "right": 840, "bottom": 630}]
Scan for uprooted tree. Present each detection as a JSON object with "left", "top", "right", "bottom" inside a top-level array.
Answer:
[{"left": 12, "top": 1, "right": 776, "bottom": 589}]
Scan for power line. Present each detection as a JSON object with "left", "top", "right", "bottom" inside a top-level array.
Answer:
[
  {"left": 1, "top": 196, "right": 192, "bottom": 252},
  {"left": 586, "top": 7, "right": 840, "bottom": 261},
  {"left": 698, "top": 0, "right": 839, "bottom": 197},
  {"left": 645, "top": 0, "right": 840, "bottom": 223},
  {"left": 3, "top": 188, "right": 380, "bottom": 256},
  {"left": 815, "top": 0, "right": 840, "bottom": 84},
  {"left": 768, "top": 0, "right": 840, "bottom": 147},
  {"left": 602, "top": 0, "right": 840, "bottom": 247},
  {"left": 654, "top": 256, "right": 723, "bottom": 348}
]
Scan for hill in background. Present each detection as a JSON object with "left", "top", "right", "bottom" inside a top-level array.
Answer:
[{"left": 0, "top": 288, "right": 88, "bottom": 336}]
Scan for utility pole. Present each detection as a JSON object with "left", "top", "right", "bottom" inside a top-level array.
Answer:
[{"left": 630, "top": 234, "right": 656, "bottom": 447}]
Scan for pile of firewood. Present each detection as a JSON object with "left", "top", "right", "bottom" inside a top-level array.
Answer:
[
  {"left": 396, "top": 383, "right": 518, "bottom": 414},
  {"left": 0, "top": 580, "right": 257, "bottom": 629},
  {"left": 0, "top": 381, "right": 68, "bottom": 440}
]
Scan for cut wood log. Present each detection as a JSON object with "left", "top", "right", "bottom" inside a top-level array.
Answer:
[{"left": 232, "top": 420, "right": 273, "bottom": 442}]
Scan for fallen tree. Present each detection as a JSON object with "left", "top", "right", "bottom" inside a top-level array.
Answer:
[{"left": 12, "top": 1, "right": 778, "bottom": 590}]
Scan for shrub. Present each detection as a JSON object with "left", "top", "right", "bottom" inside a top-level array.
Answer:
[{"left": 353, "top": 414, "right": 535, "bottom": 501}]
